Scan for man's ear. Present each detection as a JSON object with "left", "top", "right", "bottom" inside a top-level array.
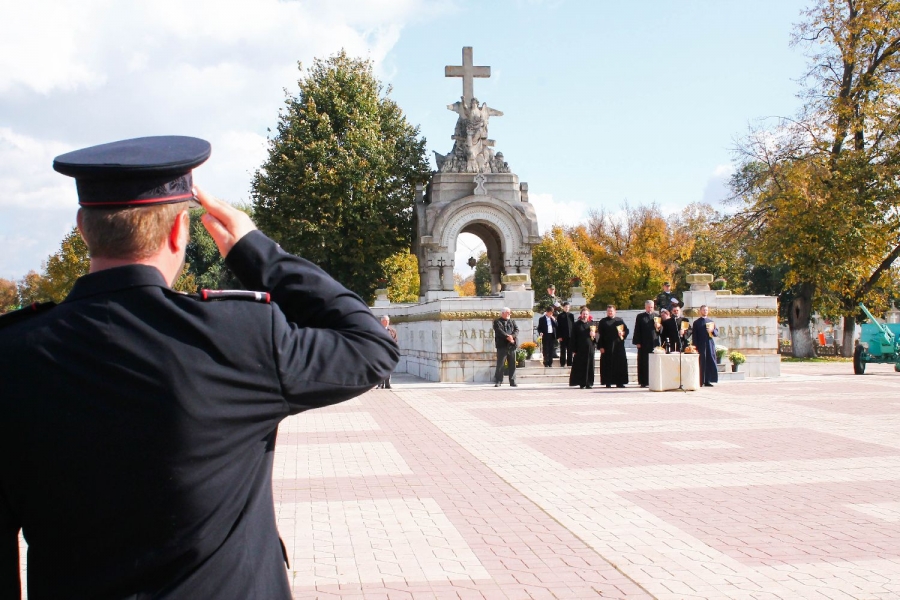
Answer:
[
  {"left": 169, "top": 209, "right": 190, "bottom": 252},
  {"left": 76, "top": 208, "right": 86, "bottom": 240}
]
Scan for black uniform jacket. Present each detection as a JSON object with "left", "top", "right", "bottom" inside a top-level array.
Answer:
[{"left": 0, "top": 231, "right": 399, "bottom": 600}]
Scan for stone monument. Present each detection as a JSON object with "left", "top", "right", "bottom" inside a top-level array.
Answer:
[
  {"left": 682, "top": 273, "right": 780, "bottom": 378},
  {"left": 370, "top": 47, "right": 541, "bottom": 382}
]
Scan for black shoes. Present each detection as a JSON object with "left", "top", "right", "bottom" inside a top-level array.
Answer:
[
  {"left": 605, "top": 384, "right": 612, "bottom": 388},
  {"left": 510, "top": 382, "right": 518, "bottom": 387},
  {"left": 494, "top": 383, "right": 501, "bottom": 387},
  {"left": 704, "top": 383, "right": 714, "bottom": 387},
  {"left": 617, "top": 384, "right": 625, "bottom": 388}
]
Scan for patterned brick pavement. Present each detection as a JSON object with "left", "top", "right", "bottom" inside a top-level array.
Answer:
[{"left": 18, "top": 362, "right": 900, "bottom": 598}]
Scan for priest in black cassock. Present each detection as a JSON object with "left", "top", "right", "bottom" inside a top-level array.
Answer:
[
  {"left": 671, "top": 302, "right": 691, "bottom": 349},
  {"left": 692, "top": 304, "right": 719, "bottom": 387},
  {"left": 568, "top": 306, "right": 597, "bottom": 389},
  {"left": 658, "top": 308, "right": 681, "bottom": 352},
  {"left": 632, "top": 300, "right": 660, "bottom": 388},
  {"left": 598, "top": 305, "right": 629, "bottom": 388}
]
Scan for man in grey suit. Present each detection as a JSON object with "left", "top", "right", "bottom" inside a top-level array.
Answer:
[{"left": 492, "top": 307, "right": 519, "bottom": 387}]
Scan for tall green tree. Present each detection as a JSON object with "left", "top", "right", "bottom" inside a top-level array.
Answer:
[
  {"left": 251, "top": 51, "right": 430, "bottom": 300},
  {"left": 184, "top": 208, "right": 246, "bottom": 291},
  {"left": 473, "top": 252, "right": 492, "bottom": 296},
  {"left": 731, "top": 0, "right": 900, "bottom": 357},
  {"left": 531, "top": 226, "right": 595, "bottom": 307}
]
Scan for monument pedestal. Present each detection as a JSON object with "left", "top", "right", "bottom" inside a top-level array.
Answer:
[
  {"left": 683, "top": 286, "right": 780, "bottom": 378},
  {"left": 372, "top": 291, "right": 533, "bottom": 382}
]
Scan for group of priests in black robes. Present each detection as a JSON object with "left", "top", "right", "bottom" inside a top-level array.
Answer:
[
  {"left": 565, "top": 301, "right": 718, "bottom": 389},
  {"left": 568, "top": 305, "right": 631, "bottom": 389}
]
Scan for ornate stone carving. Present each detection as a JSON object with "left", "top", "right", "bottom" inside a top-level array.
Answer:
[
  {"left": 440, "top": 205, "right": 519, "bottom": 254},
  {"left": 435, "top": 47, "right": 511, "bottom": 174},
  {"left": 473, "top": 173, "right": 487, "bottom": 195},
  {"left": 435, "top": 97, "right": 510, "bottom": 174},
  {"left": 683, "top": 308, "right": 778, "bottom": 318},
  {"left": 392, "top": 310, "right": 533, "bottom": 324}
]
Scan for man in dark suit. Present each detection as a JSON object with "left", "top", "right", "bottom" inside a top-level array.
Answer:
[
  {"left": 537, "top": 306, "right": 557, "bottom": 367},
  {"left": 0, "top": 137, "right": 398, "bottom": 600},
  {"left": 556, "top": 301, "right": 576, "bottom": 367},
  {"left": 492, "top": 307, "right": 519, "bottom": 387},
  {"left": 632, "top": 299, "right": 660, "bottom": 388}
]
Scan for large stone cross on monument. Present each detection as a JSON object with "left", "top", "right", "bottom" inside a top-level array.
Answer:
[{"left": 445, "top": 46, "right": 490, "bottom": 105}]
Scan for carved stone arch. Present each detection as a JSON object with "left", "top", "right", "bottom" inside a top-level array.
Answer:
[
  {"left": 438, "top": 200, "right": 519, "bottom": 256},
  {"left": 414, "top": 194, "right": 539, "bottom": 297}
]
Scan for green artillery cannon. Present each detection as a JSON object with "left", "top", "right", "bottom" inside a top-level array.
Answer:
[{"left": 854, "top": 303, "right": 900, "bottom": 374}]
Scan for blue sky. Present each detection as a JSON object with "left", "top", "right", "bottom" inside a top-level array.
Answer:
[{"left": 0, "top": 0, "right": 809, "bottom": 279}]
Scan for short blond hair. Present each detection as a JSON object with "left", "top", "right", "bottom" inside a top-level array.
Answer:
[{"left": 78, "top": 203, "right": 186, "bottom": 260}]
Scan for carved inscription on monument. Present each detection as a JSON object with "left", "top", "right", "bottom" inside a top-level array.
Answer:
[{"left": 718, "top": 325, "right": 768, "bottom": 338}]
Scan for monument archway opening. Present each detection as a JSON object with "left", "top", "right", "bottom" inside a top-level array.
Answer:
[{"left": 454, "top": 223, "right": 505, "bottom": 295}]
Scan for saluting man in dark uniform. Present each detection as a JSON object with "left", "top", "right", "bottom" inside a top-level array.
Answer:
[{"left": 0, "top": 136, "right": 399, "bottom": 599}]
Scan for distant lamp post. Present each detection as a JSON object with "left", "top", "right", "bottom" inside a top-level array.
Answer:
[{"left": 467, "top": 256, "right": 477, "bottom": 269}]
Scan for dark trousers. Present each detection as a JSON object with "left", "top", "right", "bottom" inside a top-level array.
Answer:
[
  {"left": 541, "top": 336, "right": 555, "bottom": 367},
  {"left": 637, "top": 349, "right": 651, "bottom": 386},
  {"left": 559, "top": 337, "right": 572, "bottom": 367},
  {"left": 494, "top": 345, "right": 517, "bottom": 384}
]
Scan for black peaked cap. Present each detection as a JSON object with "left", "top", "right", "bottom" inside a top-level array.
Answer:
[{"left": 53, "top": 136, "right": 211, "bottom": 208}]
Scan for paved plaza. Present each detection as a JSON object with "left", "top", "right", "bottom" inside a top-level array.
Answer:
[{"left": 19, "top": 361, "right": 900, "bottom": 598}]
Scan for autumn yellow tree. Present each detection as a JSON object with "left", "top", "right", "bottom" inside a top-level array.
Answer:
[
  {"left": 731, "top": 0, "right": 900, "bottom": 356},
  {"left": 573, "top": 205, "right": 688, "bottom": 309},
  {"left": 672, "top": 203, "right": 748, "bottom": 294},
  {"left": 380, "top": 250, "right": 419, "bottom": 303},
  {"left": 531, "top": 226, "right": 594, "bottom": 306},
  {"left": 0, "top": 278, "right": 18, "bottom": 313},
  {"left": 453, "top": 273, "right": 476, "bottom": 296}
]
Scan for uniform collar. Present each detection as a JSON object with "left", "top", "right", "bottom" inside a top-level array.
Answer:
[{"left": 65, "top": 265, "right": 169, "bottom": 302}]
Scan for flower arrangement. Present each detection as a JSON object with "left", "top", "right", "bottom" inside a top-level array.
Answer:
[
  {"left": 519, "top": 341, "right": 537, "bottom": 359},
  {"left": 715, "top": 346, "right": 728, "bottom": 363},
  {"left": 515, "top": 349, "right": 527, "bottom": 366},
  {"left": 729, "top": 351, "right": 746, "bottom": 365},
  {"left": 570, "top": 276, "right": 582, "bottom": 287}
]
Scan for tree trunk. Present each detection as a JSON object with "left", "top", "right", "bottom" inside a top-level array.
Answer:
[
  {"left": 841, "top": 315, "right": 856, "bottom": 357},
  {"left": 789, "top": 284, "right": 816, "bottom": 358}
]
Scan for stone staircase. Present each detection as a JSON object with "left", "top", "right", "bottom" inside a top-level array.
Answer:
[
  {"left": 515, "top": 353, "right": 745, "bottom": 384},
  {"left": 717, "top": 362, "right": 746, "bottom": 381}
]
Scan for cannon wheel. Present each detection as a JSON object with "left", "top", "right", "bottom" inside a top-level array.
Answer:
[{"left": 853, "top": 345, "right": 866, "bottom": 375}]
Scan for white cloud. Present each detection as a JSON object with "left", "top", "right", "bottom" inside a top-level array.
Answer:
[
  {"left": 528, "top": 192, "right": 586, "bottom": 233},
  {"left": 701, "top": 164, "right": 735, "bottom": 206},
  {"left": 0, "top": 0, "right": 442, "bottom": 278}
]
